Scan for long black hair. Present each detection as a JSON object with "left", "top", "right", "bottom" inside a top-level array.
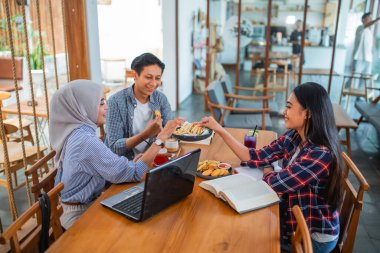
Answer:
[{"left": 293, "top": 82, "right": 343, "bottom": 210}]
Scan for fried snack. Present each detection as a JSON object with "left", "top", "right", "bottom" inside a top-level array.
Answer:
[
  {"left": 154, "top": 110, "right": 161, "bottom": 118},
  {"left": 202, "top": 169, "right": 213, "bottom": 176},
  {"left": 219, "top": 169, "right": 229, "bottom": 176},
  {"left": 208, "top": 164, "right": 218, "bottom": 171},
  {"left": 211, "top": 169, "right": 221, "bottom": 177},
  {"left": 197, "top": 163, "right": 207, "bottom": 172},
  {"left": 197, "top": 160, "right": 230, "bottom": 177}
]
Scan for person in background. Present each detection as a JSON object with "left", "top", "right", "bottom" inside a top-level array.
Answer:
[
  {"left": 290, "top": 19, "right": 305, "bottom": 65},
  {"left": 352, "top": 12, "right": 380, "bottom": 76},
  {"left": 199, "top": 82, "right": 343, "bottom": 253},
  {"left": 105, "top": 53, "right": 173, "bottom": 160},
  {"left": 50, "top": 80, "right": 180, "bottom": 229}
]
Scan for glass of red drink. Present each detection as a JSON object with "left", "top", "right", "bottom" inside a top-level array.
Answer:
[{"left": 153, "top": 148, "right": 169, "bottom": 166}]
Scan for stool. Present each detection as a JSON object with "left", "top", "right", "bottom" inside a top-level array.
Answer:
[{"left": 339, "top": 73, "right": 378, "bottom": 109}]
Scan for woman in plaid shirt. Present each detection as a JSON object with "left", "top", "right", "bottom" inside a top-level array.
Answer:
[{"left": 200, "top": 83, "right": 343, "bottom": 253}]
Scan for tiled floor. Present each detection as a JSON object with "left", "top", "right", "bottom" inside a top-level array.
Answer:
[{"left": 1, "top": 70, "right": 380, "bottom": 252}]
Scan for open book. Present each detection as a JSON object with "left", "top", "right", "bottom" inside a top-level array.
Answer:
[{"left": 199, "top": 174, "right": 280, "bottom": 214}]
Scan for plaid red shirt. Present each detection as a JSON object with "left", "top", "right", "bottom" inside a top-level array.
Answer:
[{"left": 248, "top": 130, "right": 339, "bottom": 243}]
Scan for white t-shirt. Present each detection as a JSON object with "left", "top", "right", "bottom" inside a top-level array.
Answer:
[
  {"left": 132, "top": 100, "right": 152, "bottom": 155},
  {"left": 353, "top": 25, "right": 373, "bottom": 62}
]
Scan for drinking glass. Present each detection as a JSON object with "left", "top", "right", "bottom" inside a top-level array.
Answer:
[
  {"left": 244, "top": 133, "right": 257, "bottom": 149},
  {"left": 153, "top": 148, "right": 169, "bottom": 166}
]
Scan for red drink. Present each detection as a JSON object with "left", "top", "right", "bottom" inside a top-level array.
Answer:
[{"left": 154, "top": 148, "right": 169, "bottom": 166}]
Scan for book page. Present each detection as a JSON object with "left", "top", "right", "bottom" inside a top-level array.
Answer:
[
  {"left": 222, "top": 181, "right": 279, "bottom": 213},
  {"left": 199, "top": 174, "right": 255, "bottom": 199},
  {"left": 234, "top": 167, "right": 263, "bottom": 181}
]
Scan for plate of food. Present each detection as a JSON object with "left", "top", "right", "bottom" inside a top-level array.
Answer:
[
  {"left": 196, "top": 160, "right": 232, "bottom": 180},
  {"left": 172, "top": 121, "right": 213, "bottom": 141}
]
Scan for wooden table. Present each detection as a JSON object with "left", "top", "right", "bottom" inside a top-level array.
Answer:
[
  {"left": 295, "top": 68, "right": 339, "bottom": 76},
  {"left": 333, "top": 103, "right": 358, "bottom": 156},
  {"left": 2, "top": 96, "right": 49, "bottom": 145},
  {"left": 250, "top": 52, "right": 292, "bottom": 62},
  {"left": 0, "top": 83, "right": 23, "bottom": 92},
  {"left": 1, "top": 96, "right": 48, "bottom": 118},
  {"left": 48, "top": 129, "right": 280, "bottom": 253}
]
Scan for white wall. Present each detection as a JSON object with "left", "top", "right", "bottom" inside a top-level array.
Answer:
[
  {"left": 162, "top": 0, "right": 177, "bottom": 110},
  {"left": 97, "top": 0, "right": 163, "bottom": 81},
  {"left": 86, "top": 0, "right": 102, "bottom": 83},
  {"left": 178, "top": 1, "right": 206, "bottom": 104}
]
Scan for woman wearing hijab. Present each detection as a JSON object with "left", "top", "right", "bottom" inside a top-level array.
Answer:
[{"left": 50, "top": 80, "right": 179, "bottom": 229}]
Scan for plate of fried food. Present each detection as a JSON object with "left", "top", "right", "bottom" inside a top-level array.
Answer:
[
  {"left": 172, "top": 121, "right": 213, "bottom": 141},
  {"left": 196, "top": 160, "right": 232, "bottom": 180}
]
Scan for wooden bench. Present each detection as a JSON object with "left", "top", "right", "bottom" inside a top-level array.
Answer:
[{"left": 333, "top": 103, "right": 358, "bottom": 157}]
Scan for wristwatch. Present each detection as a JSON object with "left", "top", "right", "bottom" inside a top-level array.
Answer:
[{"left": 154, "top": 138, "right": 164, "bottom": 147}]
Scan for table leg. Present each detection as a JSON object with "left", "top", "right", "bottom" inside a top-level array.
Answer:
[{"left": 345, "top": 127, "right": 351, "bottom": 157}]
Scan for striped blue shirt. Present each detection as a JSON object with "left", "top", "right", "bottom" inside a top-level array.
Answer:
[
  {"left": 105, "top": 85, "right": 173, "bottom": 160},
  {"left": 55, "top": 125, "right": 148, "bottom": 204}
]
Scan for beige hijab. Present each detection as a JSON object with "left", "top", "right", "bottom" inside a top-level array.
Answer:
[{"left": 49, "top": 80, "right": 103, "bottom": 167}]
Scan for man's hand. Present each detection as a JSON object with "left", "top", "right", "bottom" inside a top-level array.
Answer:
[
  {"left": 144, "top": 116, "right": 163, "bottom": 138},
  {"left": 157, "top": 117, "right": 184, "bottom": 141}
]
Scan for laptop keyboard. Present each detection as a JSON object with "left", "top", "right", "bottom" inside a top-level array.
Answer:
[{"left": 112, "top": 192, "right": 144, "bottom": 216}]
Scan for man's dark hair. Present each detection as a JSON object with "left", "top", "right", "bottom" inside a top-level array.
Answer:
[
  {"left": 362, "top": 12, "right": 371, "bottom": 22},
  {"left": 131, "top": 53, "right": 165, "bottom": 75}
]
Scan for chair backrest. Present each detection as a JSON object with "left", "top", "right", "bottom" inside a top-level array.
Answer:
[
  {"left": 335, "top": 152, "right": 369, "bottom": 253},
  {"left": 207, "top": 80, "right": 228, "bottom": 122},
  {"left": 291, "top": 205, "right": 313, "bottom": 253},
  {"left": 25, "top": 150, "right": 57, "bottom": 203},
  {"left": 0, "top": 57, "right": 23, "bottom": 80},
  {"left": 0, "top": 183, "right": 64, "bottom": 253},
  {"left": 220, "top": 74, "right": 233, "bottom": 94},
  {"left": 0, "top": 91, "right": 12, "bottom": 120}
]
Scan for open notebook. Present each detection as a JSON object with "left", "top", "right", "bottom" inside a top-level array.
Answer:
[{"left": 199, "top": 174, "right": 279, "bottom": 214}]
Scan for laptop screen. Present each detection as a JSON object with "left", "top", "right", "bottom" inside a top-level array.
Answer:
[{"left": 141, "top": 148, "right": 201, "bottom": 220}]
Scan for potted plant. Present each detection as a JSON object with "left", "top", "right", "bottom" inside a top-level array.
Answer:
[{"left": 30, "top": 31, "right": 50, "bottom": 95}]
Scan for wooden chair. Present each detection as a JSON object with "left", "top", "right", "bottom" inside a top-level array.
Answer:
[
  {"left": 25, "top": 150, "right": 57, "bottom": 203},
  {"left": 206, "top": 80, "right": 272, "bottom": 130},
  {"left": 0, "top": 142, "right": 47, "bottom": 220},
  {"left": 125, "top": 68, "right": 135, "bottom": 86},
  {"left": 0, "top": 183, "right": 64, "bottom": 253},
  {"left": 339, "top": 73, "right": 378, "bottom": 109},
  {"left": 0, "top": 91, "right": 34, "bottom": 145},
  {"left": 221, "top": 74, "right": 280, "bottom": 112},
  {"left": 291, "top": 205, "right": 312, "bottom": 253},
  {"left": 333, "top": 152, "right": 369, "bottom": 253},
  {"left": 253, "top": 60, "right": 289, "bottom": 104}
]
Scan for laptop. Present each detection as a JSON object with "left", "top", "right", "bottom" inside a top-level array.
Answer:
[{"left": 101, "top": 148, "right": 201, "bottom": 222}]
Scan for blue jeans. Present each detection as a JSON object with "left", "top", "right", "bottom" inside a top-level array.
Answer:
[{"left": 312, "top": 237, "right": 338, "bottom": 253}]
